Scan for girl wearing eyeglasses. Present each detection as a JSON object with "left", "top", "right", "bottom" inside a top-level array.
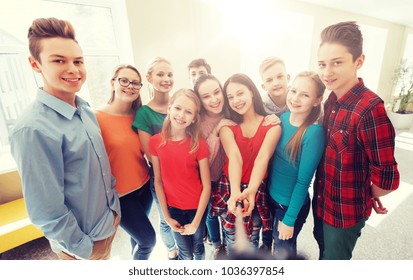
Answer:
[
  {"left": 96, "top": 64, "right": 156, "bottom": 260},
  {"left": 131, "top": 57, "right": 179, "bottom": 260}
]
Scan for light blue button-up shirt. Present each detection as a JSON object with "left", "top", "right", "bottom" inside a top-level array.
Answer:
[{"left": 10, "top": 89, "right": 120, "bottom": 259}]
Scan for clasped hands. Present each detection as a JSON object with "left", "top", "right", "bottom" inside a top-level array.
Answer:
[
  {"left": 166, "top": 217, "right": 197, "bottom": 235},
  {"left": 227, "top": 189, "right": 255, "bottom": 217}
]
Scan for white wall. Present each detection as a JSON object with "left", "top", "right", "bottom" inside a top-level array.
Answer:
[
  {"left": 125, "top": 0, "right": 241, "bottom": 104},
  {"left": 125, "top": 0, "right": 410, "bottom": 105}
]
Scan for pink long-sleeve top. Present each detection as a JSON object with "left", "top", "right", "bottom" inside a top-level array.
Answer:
[{"left": 200, "top": 113, "right": 225, "bottom": 182}]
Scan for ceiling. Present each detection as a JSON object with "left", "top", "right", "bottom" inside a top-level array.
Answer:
[{"left": 298, "top": 0, "right": 413, "bottom": 28}]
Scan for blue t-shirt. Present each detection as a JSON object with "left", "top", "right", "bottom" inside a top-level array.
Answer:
[{"left": 268, "top": 112, "right": 325, "bottom": 226}]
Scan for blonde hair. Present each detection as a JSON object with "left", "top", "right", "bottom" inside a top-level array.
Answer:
[
  {"left": 146, "top": 57, "right": 171, "bottom": 76},
  {"left": 259, "top": 56, "right": 286, "bottom": 77},
  {"left": 160, "top": 88, "right": 202, "bottom": 154},
  {"left": 286, "top": 71, "right": 325, "bottom": 163},
  {"left": 146, "top": 57, "right": 172, "bottom": 99}
]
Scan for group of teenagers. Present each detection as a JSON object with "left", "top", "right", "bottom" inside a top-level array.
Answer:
[{"left": 10, "top": 17, "right": 400, "bottom": 261}]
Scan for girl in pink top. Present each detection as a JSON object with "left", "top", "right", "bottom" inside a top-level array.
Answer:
[
  {"left": 193, "top": 74, "right": 235, "bottom": 257},
  {"left": 211, "top": 73, "right": 282, "bottom": 256},
  {"left": 96, "top": 64, "right": 155, "bottom": 260},
  {"left": 149, "top": 88, "right": 211, "bottom": 260}
]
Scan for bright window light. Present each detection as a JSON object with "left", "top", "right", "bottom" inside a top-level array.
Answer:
[{"left": 359, "top": 24, "right": 388, "bottom": 93}]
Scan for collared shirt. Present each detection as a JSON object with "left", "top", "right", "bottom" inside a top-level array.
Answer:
[
  {"left": 315, "top": 79, "right": 399, "bottom": 228},
  {"left": 262, "top": 93, "right": 289, "bottom": 117},
  {"left": 10, "top": 89, "right": 121, "bottom": 259}
]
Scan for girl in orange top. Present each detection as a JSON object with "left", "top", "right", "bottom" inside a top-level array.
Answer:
[{"left": 96, "top": 64, "right": 155, "bottom": 260}]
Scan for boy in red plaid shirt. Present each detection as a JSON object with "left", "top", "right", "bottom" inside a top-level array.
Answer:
[{"left": 313, "top": 21, "right": 400, "bottom": 260}]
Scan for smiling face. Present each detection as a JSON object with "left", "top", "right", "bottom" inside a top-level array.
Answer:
[
  {"left": 168, "top": 95, "right": 197, "bottom": 131},
  {"left": 29, "top": 37, "right": 86, "bottom": 102},
  {"left": 287, "top": 76, "right": 322, "bottom": 116},
  {"left": 261, "top": 62, "right": 290, "bottom": 100},
  {"left": 317, "top": 42, "right": 364, "bottom": 98},
  {"left": 225, "top": 82, "right": 253, "bottom": 116},
  {"left": 147, "top": 61, "right": 174, "bottom": 94},
  {"left": 197, "top": 79, "right": 225, "bottom": 117},
  {"left": 111, "top": 68, "right": 141, "bottom": 104}
]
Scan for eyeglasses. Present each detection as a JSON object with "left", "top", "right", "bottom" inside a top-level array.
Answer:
[{"left": 113, "top": 77, "right": 143, "bottom": 90}]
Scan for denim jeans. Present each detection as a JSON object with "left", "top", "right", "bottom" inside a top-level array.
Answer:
[
  {"left": 119, "top": 181, "right": 156, "bottom": 260},
  {"left": 168, "top": 206, "right": 207, "bottom": 260},
  {"left": 149, "top": 168, "right": 177, "bottom": 253},
  {"left": 272, "top": 196, "right": 310, "bottom": 259},
  {"left": 206, "top": 181, "right": 222, "bottom": 247},
  {"left": 261, "top": 180, "right": 274, "bottom": 248},
  {"left": 222, "top": 208, "right": 260, "bottom": 256}
]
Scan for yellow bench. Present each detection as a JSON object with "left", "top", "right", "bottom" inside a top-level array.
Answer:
[{"left": 0, "top": 170, "right": 44, "bottom": 254}]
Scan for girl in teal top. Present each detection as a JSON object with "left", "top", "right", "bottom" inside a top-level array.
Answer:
[
  {"left": 268, "top": 71, "right": 325, "bottom": 258},
  {"left": 132, "top": 57, "right": 178, "bottom": 260}
]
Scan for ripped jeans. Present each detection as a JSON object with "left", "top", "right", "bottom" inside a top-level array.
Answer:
[{"left": 222, "top": 208, "right": 261, "bottom": 256}]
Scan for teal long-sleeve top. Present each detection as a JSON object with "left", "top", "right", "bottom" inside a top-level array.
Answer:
[{"left": 268, "top": 112, "right": 325, "bottom": 227}]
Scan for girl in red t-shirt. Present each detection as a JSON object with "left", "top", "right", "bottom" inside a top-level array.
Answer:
[
  {"left": 211, "top": 73, "right": 282, "bottom": 256},
  {"left": 149, "top": 88, "right": 211, "bottom": 260}
]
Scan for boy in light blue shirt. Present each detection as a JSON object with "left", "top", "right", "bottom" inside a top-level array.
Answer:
[{"left": 10, "top": 17, "right": 120, "bottom": 260}]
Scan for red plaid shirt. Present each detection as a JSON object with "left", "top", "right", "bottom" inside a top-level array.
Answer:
[
  {"left": 315, "top": 79, "right": 400, "bottom": 228},
  {"left": 211, "top": 174, "right": 272, "bottom": 238}
]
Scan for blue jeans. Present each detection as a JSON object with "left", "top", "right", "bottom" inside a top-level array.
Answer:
[
  {"left": 168, "top": 206, "right": 207, "bottom": 260},
  {"left": 272, "top": 196, "right": 310, "bottom": 259},
  {"left": 150, "top": 168, "right": 177, "bottom": 252},
  {"left": 222, "top": 208, "right": 260, "bottom": 256},
  {"left": 261, "top": 179, "right": 273, "bottom": 248},
  {"left": 119, "top": 180, "right": 156, "bottom": 260},
  {"left": 206, "top": 181, "right": 222, "bottom": 247}
]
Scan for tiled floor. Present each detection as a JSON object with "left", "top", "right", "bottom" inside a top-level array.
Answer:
[{"left": 1, "top": 129, "right": 412, "bottom": 260}]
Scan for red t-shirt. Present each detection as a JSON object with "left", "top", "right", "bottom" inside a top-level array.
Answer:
[
  {"left": 223, "top": 119, "right": 276, "bottom": 183},
  {"left": 149, "top": 134, "right": 209, "bottom": 210}
]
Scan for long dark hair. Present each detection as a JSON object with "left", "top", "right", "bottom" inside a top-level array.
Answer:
[
  {"left": 193, "top": 73, "right": 231, "bottom": 118},
  {"left": 222, "top": 73, "right": 267, "bottom": 124}
]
